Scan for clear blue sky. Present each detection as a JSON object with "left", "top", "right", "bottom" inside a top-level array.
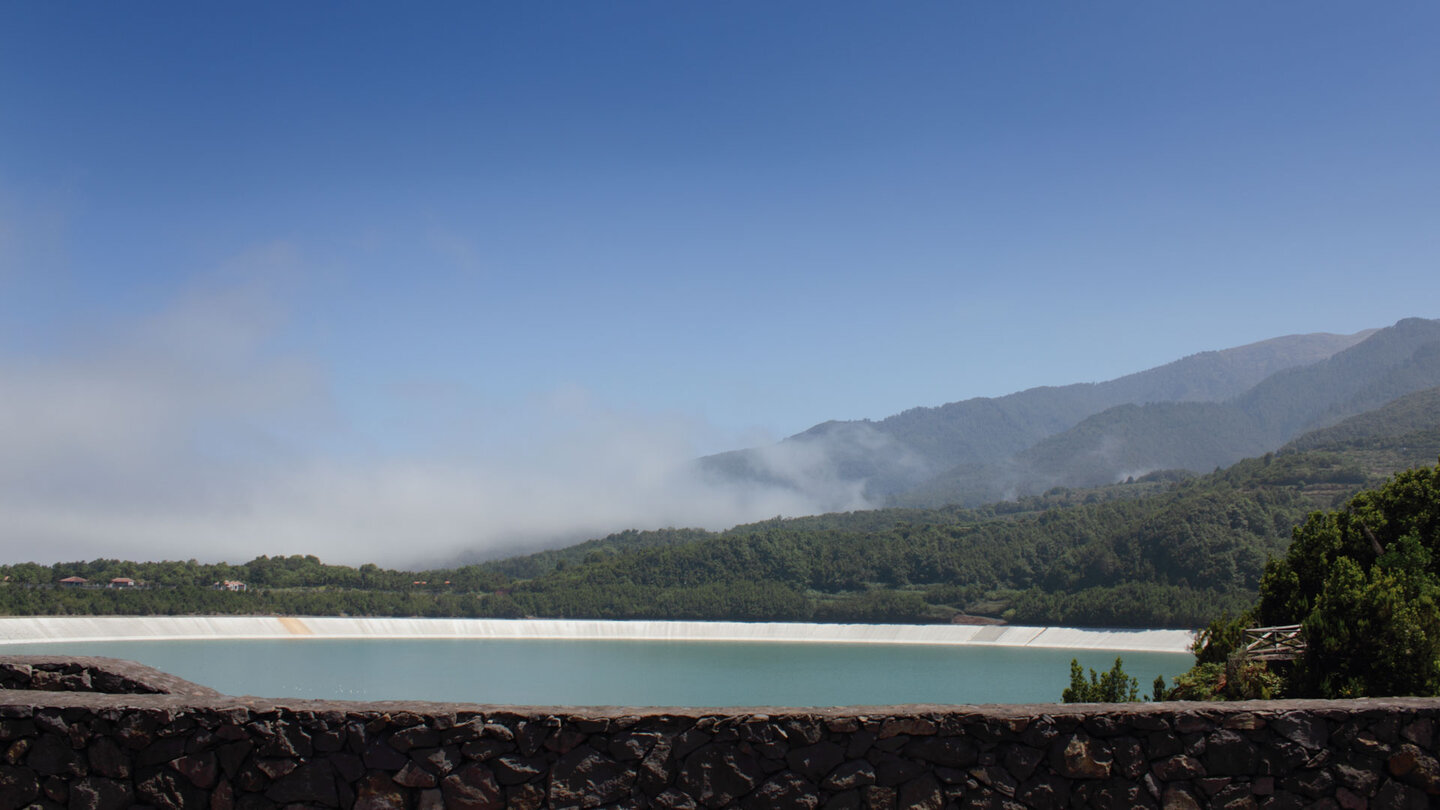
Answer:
[{"left": 2, "top": 2, "right": 1437, "bottom": 564}]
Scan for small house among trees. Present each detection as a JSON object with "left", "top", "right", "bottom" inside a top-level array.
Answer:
[
  {"left": 213, "top": 580, "right": 247, "bottom": 592},
  {"left": 108, "top": 578, "right": 137, "bottom": 588},
  {"left": 58, "top": 576, "right": 87, "bottom": 588}
]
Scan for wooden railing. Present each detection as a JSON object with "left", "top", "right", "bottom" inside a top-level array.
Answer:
[{"left": 1241, "top": 624, "right": 1305, "bottom": 661}]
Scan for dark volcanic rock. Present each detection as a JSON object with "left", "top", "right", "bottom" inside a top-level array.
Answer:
[
  {"left": 872, "top": 751, "right": 925, "bottom": 786},
  {"left": 441, "top": 762, "right": 505, "bottom": 810},
  {"left": 265, "top": 760, "right": 339, "bottom": 806},
  {"left": 1388, "top": 744, "right": 1440, "bottom": 794},
  {"left": 492, "top": 752, "right": 547, "bottom": 784},
  {"left": 676, "top": 744, "right": 764, "bottom": 808},
  {"left": 1050, "top": 733, "right": 1111, "bottom": 780},
  {"left": 134, "top": 734, "right": 187, "bottom": 768},
  {"left": 1205, "top": 730, "right": 1260, "bottom": 776},
  {"left": 548, "top": 746, "right": 628, "bottom": 809},
  {"left": 3, "top": 655, "right": 1440, "bottom": 810},
  {"left": 508, "top": 781, "right": 546, "bottom": 810},
  {"left": 822, "top": 760, "right": 877, "bottom": 791},
  {"left": 1017, "top": 772, "right": 1071, "bottom": 810},
  {"left": 85, "top": 737, "right": 129, "bottom": 780},
  {"left": 652, "top": 787, "right": 699, "bottom": 809},
  {"left": 0, "top": 764, "right": 39, "bottom": 809},
  {"left": 880, "top": 717, "right": 936, "bottom": 738},
  {"left": 391, "top": 724, "right": 441, "bottom": 751},
  {"left": 26, "top": 734, "right": 84, "bottom": 777},
  {"left": 1271, "top": 714, "right": 1329, "bottom": 751},
  {"left": 217, "top": 740, "right": 252, "bottom": 780},
  {"left": 610, "top": 731, "right": 662, "bottom": 762},
  {"left": 898, "top": 773, "right": 944, "bottom": 810},
  {"left": 1110, "top": 737, "right": 1146, "bottom": 781},
  {"left": 256, "top": 720, "right": 312, "bottom": 758},
  {"left": 787, "top": 742, "right": 845, "bottom": 781},
  {"left": 1153, "top": 754, "right": 1204, "bottom": 781},
  {"left": 67, "top": 776, "right": 132, "bottom": 810},
  {"left": 168, "top": 751, "right": 217, "bottom": 789},
  {"left": 747, "top": 770, "right": 820, "bottom": 810},
  {"left": 135, "top": 768, "right": 207, "bottom": 810},
  {"left": 905, "top": 736, "right": 979, "bottom": 768},
  {"left": 363, "top": 738, "right": 409, "bottom": 770},
  {"left": 416, "top": 744, "right": 462, "bottom": 775},
  {"left": 1374, "top": 778, "right": 1429, "bottom": 810},
  {"left": 394, "top": 759, "right": 438, "bottom": 788},
  {"left": 1004, "top": 744, "right": 1044, "bottom": 782},
  {"left": 1160, "top": 783, "right": 1201, "bottom": 810},
  {"left": 353, "top": 773, "right": 407, "bottom": 810}
]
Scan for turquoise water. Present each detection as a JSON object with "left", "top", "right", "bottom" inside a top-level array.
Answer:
[{"left": 0, "top": 638, "right": 1191, "bottom": 706}]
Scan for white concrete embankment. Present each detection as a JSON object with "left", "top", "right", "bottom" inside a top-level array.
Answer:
[{"left": 0, "top": 617, "right": 1195, "bottom": 653}]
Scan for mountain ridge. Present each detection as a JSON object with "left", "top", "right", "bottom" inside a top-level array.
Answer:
[
  {"left": 470, "top": 385, "right": 1440, "bottom": 628},
  {"left": 700, "top": 323, "right": 1416, "bottom": 507},
  {"left": 896, "top": 318, "right": 1440, "bottom": 505}
]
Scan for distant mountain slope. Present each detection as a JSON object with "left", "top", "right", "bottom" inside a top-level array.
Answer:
[
  {"left": 482, "top": 406, "right": 1440, "bottom": 627},
  {"left": 1235, "top": 317, "right": 1440, "bottom": 442},
  {"left": 902, "top": 402, "right": 1269, "bottom": 506},
  {"left": 701, "top": 328, "right": 1372, "bottom": 504},
  {"left": 904, "top": 318, "right": 1440, "bottom": 505},
  {"left": 1282, "top": 385, "right": 1440, "bottom": 458},
  {"left": 477, "top": 390, "right": 1440, "bottom": 628}
]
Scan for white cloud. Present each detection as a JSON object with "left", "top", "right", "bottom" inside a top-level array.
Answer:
[{"left": 0, "top": 269, "right": 841, "bottom": 568}]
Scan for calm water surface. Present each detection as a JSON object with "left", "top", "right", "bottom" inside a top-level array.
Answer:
[{"left": 1, "top": 638, "right": 1191, "bottom": 706}]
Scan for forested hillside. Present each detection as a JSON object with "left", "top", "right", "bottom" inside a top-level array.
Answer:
[
  {"left": 0, "top": 555, "right": 508, "bottom": 618},
  {"left": 699, "top": 320, "right": 1440, "bottom": 509},
  {"left": 1283, "top": 386, "right": 1440, "bottom": 456},
  {"left": 700, "top": 329, "right": 1371, "bottom": 503},
  {"left": 7, "top": 392, "right": 1437, "bottom": 628},
  {"left": 1171, "top": 458, "right": 1440, "bottom": 700},
  {"left": 899, "top": 318, "right": 1440, "bottom": 506},
  {"left": 486, "top": 404, "right": 1440, "bottom": 627}
]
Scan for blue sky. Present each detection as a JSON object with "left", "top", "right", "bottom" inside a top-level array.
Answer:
[{"left": 2, "top": 2, "right": 1437, "bottom": 564}]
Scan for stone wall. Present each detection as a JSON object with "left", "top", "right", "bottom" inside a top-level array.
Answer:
[
  {"left": 1, "top": 655, "right": 1438, "bottom": 809},
  {"left": 0, "top": 657, "right": 218, "bottom": 698}
]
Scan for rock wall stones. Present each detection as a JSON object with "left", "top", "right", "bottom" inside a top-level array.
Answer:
[
  {"left": 0, "top": 656, "right": 219, "bottom": 698},
  {"left": 0, "top": 656, "right": 1438, "bottom": 809}
]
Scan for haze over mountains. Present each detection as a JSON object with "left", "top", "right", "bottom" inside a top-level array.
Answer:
[
  {"left": 19, "top": 365, "right": 1440, "bottom": 629},
  {"left": 700, "top": 317, "right": 1440, "bottom": 509}
]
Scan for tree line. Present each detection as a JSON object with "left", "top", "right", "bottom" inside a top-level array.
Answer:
[
  {"left": 1152, "top": 459, "right": 1440, "bottom": 700},
  {"left": 2, "top": 438, "right": 1432, "bottom": 631}
]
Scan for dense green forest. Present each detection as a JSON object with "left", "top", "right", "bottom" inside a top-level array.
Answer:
[
  {"left": 1170, "top": 459, "right": 1440, "bottom": 699},
  {"left": 483, "top": 455, "right": 1340, "bottom": 627},
  {"left": 0, "top": 555, "right": 509, "bottom": 617},
  {"left": 4, "top": 393, "right": 1438, "bottom": 629}
]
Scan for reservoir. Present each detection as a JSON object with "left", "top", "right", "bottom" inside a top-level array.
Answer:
[
  {"left": 0, "top": 618, "right": 1194, "bottom": 706},
  {"left": 0, "top": 637, "right": 1190, "bottom": 706}
]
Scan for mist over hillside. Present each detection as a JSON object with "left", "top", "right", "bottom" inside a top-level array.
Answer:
[
  {"left": 457, "top": 380, "right": 1440, "bottom": 629},
  {"left": 701, "top": 319, "right": 1439, "bottom": 509},
  {"left": 12, "top": 382, "right": 1440, "bottom": 629}
]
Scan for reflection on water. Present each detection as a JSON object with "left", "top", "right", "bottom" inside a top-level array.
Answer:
[{"left": 0, "top": 638, "right": 1191, "bottom": 706}]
